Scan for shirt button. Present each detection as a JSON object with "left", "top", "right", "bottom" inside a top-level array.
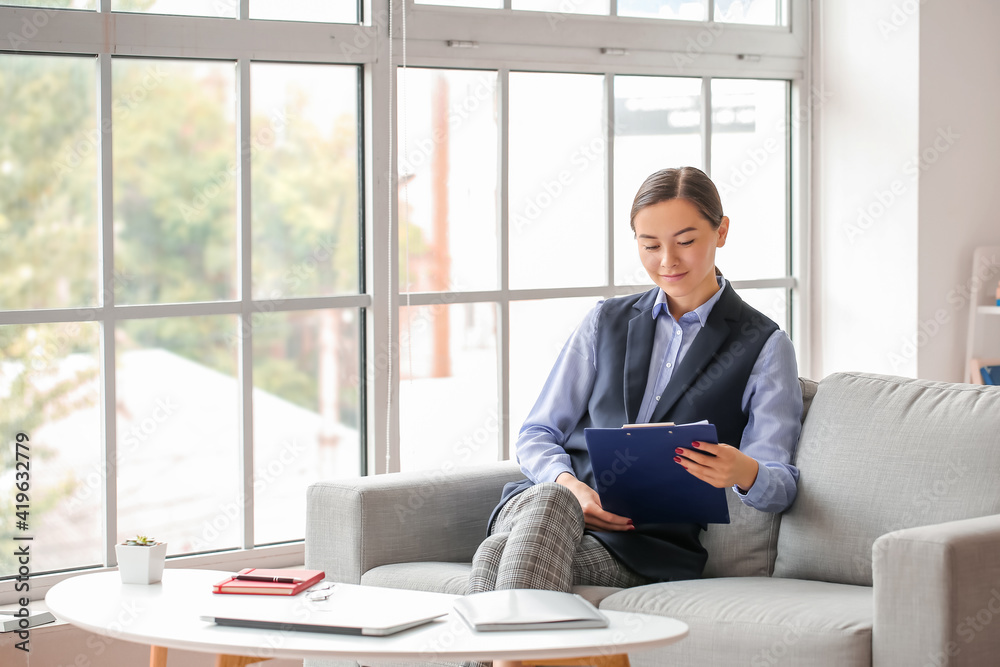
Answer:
[
  {"left": 655, "top": 395, "right": 661, "bottom": 401},
  {"left": 666, "top": 362, "right": 672, "bottom": 368}
]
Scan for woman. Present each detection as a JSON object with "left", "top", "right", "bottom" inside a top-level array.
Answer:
[{"left": 468, "top": 167, "right": 802, "bottom": 601}]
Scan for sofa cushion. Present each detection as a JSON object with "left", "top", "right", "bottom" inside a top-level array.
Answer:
[
  {"left": 701, "top": 490, "right": 780, "bottom": 578},
  {"left": 699, "top": 377, "right": 817, "bottom": 579},
  {"left": 361, "top": 562, "right": 472, "bottom": 596},
  {"left": 600, "top": 577, "right": 872, "bottom": 666},
  {"left": 775, "top": 372, "right": 1000, "bottom": 586}
]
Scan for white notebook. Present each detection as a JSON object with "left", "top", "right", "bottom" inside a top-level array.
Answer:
[{"left": 452, "top": 589, "right": 609, "bottom": 632}]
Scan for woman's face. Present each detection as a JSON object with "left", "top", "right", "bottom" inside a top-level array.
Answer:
[{"left": 633, "top": 197, "right": 729, "bottom": 315}]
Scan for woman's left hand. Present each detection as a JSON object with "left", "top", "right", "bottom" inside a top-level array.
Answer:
[{"left": 675, "top": 441, "right": 759, "bottom": 492}]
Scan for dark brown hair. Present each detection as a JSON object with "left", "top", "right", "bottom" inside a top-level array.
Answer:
[{"left": 629, "top": 167, "right": 724, "bottom": 232}]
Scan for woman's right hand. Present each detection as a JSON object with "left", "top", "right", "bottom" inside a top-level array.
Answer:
[{"left": 555, "top": 472, "right": 635, "bottom": 532}]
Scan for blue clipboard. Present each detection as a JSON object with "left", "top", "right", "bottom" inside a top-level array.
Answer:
[{"left": 584, "top": 423, "right": 730, "bottom": 525}]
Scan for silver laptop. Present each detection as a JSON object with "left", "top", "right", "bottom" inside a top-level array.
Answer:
[{"left": 201, "top": 583, "right": 451, "bottom": 637}]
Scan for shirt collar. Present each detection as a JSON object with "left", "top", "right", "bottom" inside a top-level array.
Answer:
[{"left": 651, "top": 275, "right": 727, "bottom": 326}]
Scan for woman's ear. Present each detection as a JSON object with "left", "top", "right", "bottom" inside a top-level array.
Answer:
[{"left": 716, "top": 216, "right": 730, "bottom": 247}]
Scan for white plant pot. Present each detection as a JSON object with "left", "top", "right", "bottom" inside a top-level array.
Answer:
[{"left": 115, "top": 542, "right": 167, "bottom": 584}]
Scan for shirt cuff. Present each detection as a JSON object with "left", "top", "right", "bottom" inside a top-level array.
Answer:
[
  {"left": 537, "top": 462, "right": 575, "bottom": 484},
  {"left": 733, "top": 461, "right": 772, "bottom": 508}
]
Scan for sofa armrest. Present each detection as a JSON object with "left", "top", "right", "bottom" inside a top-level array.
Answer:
[
  {"left": 873, "top": 513, "right": 1000, "bottom": 667},
  {"left": 305, "top": 461, "right": 524, "bottom": 584}
]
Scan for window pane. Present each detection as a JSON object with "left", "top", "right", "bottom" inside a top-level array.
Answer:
[
  {"left": 114, "top": 0, "right": 235, "bottom": 18},
  {"left": 399, "top": 303, "right": 498, "bottom": 471},
  {"left": 0, "top": 322, "right": 101, "bottom": 577},
  {"left": 735, "top": 287, "right": 787, "bottom": 331},
  {"left": 116, "top": 315, "right": 239, "bottom": 555},
  {"left": 510, "top": 0, "right": 608, "bottom": 15},
  {"left": 0, "top": 55, "right": 97, "bottom": 310},
  {"left": 509, "top": 72, "right": 605, "bottom": 290},
  {"left": 715, "top": 0, "right": 781, "bottom": 25},
  {"left": 614, "top": 75, "right": 702, "bottom": 286},
  {"left": 618, "top": 0, "right": 706, "bottom": 21},
  {"left": 251, "top": 0, "right": 358, "bottom": 22},
  {"left": 710, "top": 79, "right": 787, "bottom": 280},
  {"left": 398, "top": 68, "right": 499, "bottom": 293},
  {"left": 252, "top": 309, "right": 362, "bottom": 545},
  {"left": 252, "top": 63, "right": 360, "bottom": 300},
  {"left": 509, "top": 297, "right": 597, "bottom": 445},
  {"left": 113, "top": 59, "right": 237, "bottom": 305}
]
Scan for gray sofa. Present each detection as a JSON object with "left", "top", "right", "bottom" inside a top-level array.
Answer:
[{"left": 305, "top": 372, "right": 1000, "bottom": 666}]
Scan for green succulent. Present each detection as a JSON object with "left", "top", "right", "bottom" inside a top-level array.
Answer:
[{"left": 123, "top": 535, "right": 157, "bottom": 546}]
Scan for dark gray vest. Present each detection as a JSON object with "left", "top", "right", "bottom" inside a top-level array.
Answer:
[{"left": 492, "top": 282, "right": 779, "bottom": 582}]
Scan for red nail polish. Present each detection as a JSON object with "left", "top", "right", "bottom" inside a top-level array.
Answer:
[
  {"left": 673, "top": 456, "right": 682, "bottom": 463},
  {"left": 692, "top": 441, "right": 701, "bottom": 448},
  {"left": 675, "top": 447, "right": 684, "bottom": 455}
]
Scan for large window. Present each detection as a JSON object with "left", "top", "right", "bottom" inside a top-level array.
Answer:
[{"left": 0, "top": 0, "right": 807, "bottom": 594}]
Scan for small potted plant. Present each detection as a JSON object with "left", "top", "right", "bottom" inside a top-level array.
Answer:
[{"left": 115, "top": 535, "right": 168, "bottom": 584}]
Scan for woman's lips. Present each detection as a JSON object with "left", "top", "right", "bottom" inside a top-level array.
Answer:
[{"left": 660, "top": 272, "right": 688, "bottom": 282}]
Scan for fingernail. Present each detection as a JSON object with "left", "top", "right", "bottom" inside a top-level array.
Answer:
[
  {"left": 673, "top": 456, "right": 682, "bottom": 463},
  {"left": 692, "top": 441, "right": 701, "bottom": 448},
  {"left": 674, "top": 447, "right": 684, "bottom": 455}
]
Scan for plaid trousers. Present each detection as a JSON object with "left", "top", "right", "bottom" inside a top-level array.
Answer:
[{"left": 467, "top": 482, "right": 650, "bottom": 594}]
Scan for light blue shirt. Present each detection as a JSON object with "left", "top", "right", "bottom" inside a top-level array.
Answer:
[{"left": 515, "top": 278, "right": 801, "bottom": 513}]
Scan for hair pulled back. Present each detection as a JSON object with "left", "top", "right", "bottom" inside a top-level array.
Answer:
[{"left": 629, "top": 167, "right": 724, "bottom": 232}]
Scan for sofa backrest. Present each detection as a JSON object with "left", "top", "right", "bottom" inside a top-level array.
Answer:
[
  {"left": 702, "top": 377, "right": 818, "bottom": 578},
  {"left": 773, "top": 372, "right": 1000, "bottom": 586}
]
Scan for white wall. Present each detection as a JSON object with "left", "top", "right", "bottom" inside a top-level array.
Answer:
[
  {"left": 813, "top": 0, "right": 1000, "bottom": 382},
  {"left": 812, "top": 0, "right": 920, "bottom": 379},
  {"left": 916, "top": 0, "right": 1000, "bottom": 381}
]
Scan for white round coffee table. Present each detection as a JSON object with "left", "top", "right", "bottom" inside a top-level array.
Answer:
[{"left": 46, "top": 569, "right": 687, "bottom": 667}]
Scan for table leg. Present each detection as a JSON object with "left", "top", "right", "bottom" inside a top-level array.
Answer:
[
  {"left": 214, "top": 654, "right": 273, "bottom": 667},
  {"left": 150, "top": 646, "right": 168, "bottom": 667},
  {"left": 520, "top": 655, "right": 630, "bottom": 667}
]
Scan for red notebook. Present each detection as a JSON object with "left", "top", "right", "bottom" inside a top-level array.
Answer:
[{"left": 212, "top": 568, "right": 325, "bottom": 596}]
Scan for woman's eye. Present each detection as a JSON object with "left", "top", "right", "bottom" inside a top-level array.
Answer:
[
  {"left": 642, "top": 245, "right": 659, "bottom": 251},
  {"left": 678, "top": 240, "right": 695, "bottom": 247}
]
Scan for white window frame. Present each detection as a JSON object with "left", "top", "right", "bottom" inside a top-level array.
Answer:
[{"left": 0, "top": 0, "right": 811, "bottom": 603}]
